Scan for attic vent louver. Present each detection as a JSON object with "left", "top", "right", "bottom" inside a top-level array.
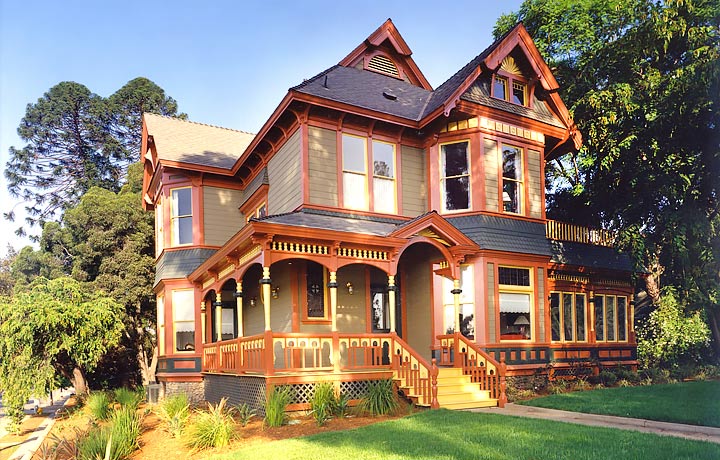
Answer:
[{"left": 368, "top": 55, "right": 400, "bottom": 78}]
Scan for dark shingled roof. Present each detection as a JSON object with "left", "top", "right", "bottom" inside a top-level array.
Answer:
[
  {"left": 550, "top": 241, "right": 635, "bottom": 272},
  {"left": 155, "top": 248, "right": 217, "bottom": 286},
  {"left": 254, "top": 208, "right": 403, "bottom": 236},
  {"left": 448, "top": 215, "right": 552, "bottom": 256}
]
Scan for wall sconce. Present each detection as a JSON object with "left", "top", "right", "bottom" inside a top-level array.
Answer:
[
  {"left": 249, "top": 297, "right": 256, "bottom": 307},
  {"left": 271, "top": 286, "right": 280, "bottom": 299},
  {"left": 346, "top": 282, "right": 354, "bottom": 295}
]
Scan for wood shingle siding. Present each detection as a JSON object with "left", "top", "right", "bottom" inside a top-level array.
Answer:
[
  {"left": 400, "top": 145, "right": 427, "bottom": 217},
  {"left": 203, "top": 187, "right": 245, "bottom": 246},
  {"left": 268, "top": 129, "right": 302, "bottom": 214},
  {"left": 484, "top": 139, "right": 499, "bottom": 212},
  {"left": 308, "top": 126, "right": 338, "bottom": 207},
  {"left": 527, "top": 149, "right": 542, "bottom": 219}
]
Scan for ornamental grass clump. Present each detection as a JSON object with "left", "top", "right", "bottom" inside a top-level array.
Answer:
[
  {"left": 114, "top": 387, "right": 142, "bottom": 411},
  {"left": 264, "top": 385, "right": 293, "bottom": 427},
  {"left": 310, "top": 382, "right": 337, "bottom": 426},
  {"left": 235, "top": 402, "right": 256, "bottom": 427},
  {"left": 157, "top": 394, "right": 190, "bottom": 438},
  {"left": 358, "top": 379, "right": 399, "bottom": 416},
  {"left": 185, "top": 398, "right": 237, "bottom": 450},
  {"left": 76, "top": 408, "right": 142, "bottom": 460},
  {"left": 86, "top": 391, "right": 112, "bottom": 421}
]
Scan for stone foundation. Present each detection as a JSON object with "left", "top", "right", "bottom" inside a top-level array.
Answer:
[{"left": 160, "top": 380, "right": 205, "bottom": 406}]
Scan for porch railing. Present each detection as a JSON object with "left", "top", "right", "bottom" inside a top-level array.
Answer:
[
  {"left": 437, "top": 332, "right": 507, "bottom": 407},
  {"left": 546, "top": 220, "right": 616, "bottom": 247},
  {"left": 202, "top": 332, "right": 439, "bottom": 408}
]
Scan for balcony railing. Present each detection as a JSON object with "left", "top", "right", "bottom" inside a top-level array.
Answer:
[{"left": 546, "top": 220, "right": 616, "bottom": 247}]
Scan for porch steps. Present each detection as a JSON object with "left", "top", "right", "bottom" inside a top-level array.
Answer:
[{"left": 397, "top": 367, "right": 498, "bottom": 410}]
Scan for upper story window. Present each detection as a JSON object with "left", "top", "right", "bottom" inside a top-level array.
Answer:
[
  {"left": 492, "top": 56, "right": 529, "bottom": 107},
  {"left": 498, "top": 266, "right": 533, "bottom": 341},
  {"left": 155, "top": 196, "right": 164, "bottom": 256},
  {"left": 341, "top": 134, "right": 397, "bottom": 214},
  {"left": 170, "top": 187, "right": 193, "bottom": 246},
  {"left": 440, "top": 141, "right": 470, "bottom": 212},
  {"left": 502, "top": 145, "right": 524, "bottom": 214}
]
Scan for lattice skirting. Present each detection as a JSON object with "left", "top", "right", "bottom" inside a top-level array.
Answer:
[{"left": 204, "top": 374, "right": 267, "bottom": 416}]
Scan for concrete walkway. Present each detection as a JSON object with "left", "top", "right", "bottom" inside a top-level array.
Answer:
[{"left": 473, "top": 403, "right": 720, "bottom": 444}]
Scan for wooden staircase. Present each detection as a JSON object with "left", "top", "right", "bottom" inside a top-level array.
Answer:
[{"left": 397, "top": 366, "right": 498, "bottom": 410}]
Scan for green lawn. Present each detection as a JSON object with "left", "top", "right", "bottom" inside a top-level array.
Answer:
[
  {"left": 520, "top": 380, "right": 720, "bottom": 427},
  {"left": 208, "top": 410, "right": 719, "bottom": 460}
]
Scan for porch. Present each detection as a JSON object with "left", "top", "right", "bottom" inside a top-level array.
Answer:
[{"left": 201, "top": 331, "right": 506, "bottom": 412}]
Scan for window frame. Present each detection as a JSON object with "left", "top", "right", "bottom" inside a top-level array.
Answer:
[
  {"left": 439, "top": 139, "right": 472, "bottom": 213},
  {"left": 340, "top": 134, "right": 398, "bottom": 214},
  {"left": 501, "top": 144, "right": 525, "bottom": 215},
  {"left": 371, "top": 139, "right": 397, "bottom": 214},
  {"left": 594, "top": 294, "right": 628, "bottom": 343},
  {"left": 170, "top": 186, "right": 193, "bottom": 246},
  {"left": 155, "top": 196, "right": 164, "bottom": 256},
  {"left": 550, "top": 291, "right": 587, "bottom": 343},
  {"left": 498, "top": 265, "right": 533, "bottom": 342},
  {"left": 492, "top": 71, "right": 531, "bottom": 108},
  {"left": 441, "top": 264, "right": 475, "bottom": 338},
  {"left": 172, "top": 289, "right": 196, "bottom": 353},
  {"left": 303, "top": 261, "right": 330, "bottom": 323},
  {"left": 341, "top": 133, "right": 369, "bottom": 211}
]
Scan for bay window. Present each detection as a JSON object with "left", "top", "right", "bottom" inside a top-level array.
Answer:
[
  {"left": 595, "top": 294, "right": 627, "bottom": 342},
  {"left": 550, "top": 292, "right": 587, "bottom": 342},
  {"left": 440, "top": 141, "right": 470, "bottom": 212},
  {"left": 170, "top": 187, "right": 193, "bottom": 246},
  {"left": 341, "top": 134, "right": 396, "bottom": 213},
  {"left": 498, "top": 267, "right": 532, "bottom": 340},
  {"left": 502, "top": 145, "right": 524, "bottom": 214}
]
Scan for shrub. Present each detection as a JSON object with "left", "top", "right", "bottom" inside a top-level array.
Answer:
[
  {"left": 264, "top": 386, "right": 293, "bottom": 427},
  {"left": 157, "top": 394, "right": 190, "bottom": 438},
  {"left": 86, "top": 391, "right": 112, "bottom": 421},
  {"left": 599, "top": 370, "right": 618, "bottom": 387},
  {"left": 185, "top": 398, "right": 236, "bottom": 450},
  {"left": 310, "top": 382, "right": 337, "bottom": 426},
  {"left": 235, "top": 403, "right": 255, "bottom": 427},
  {"left": 114, "top": 387, "right": 142, "bottom": 411},
  {"left": 358, "top": 379, "right": 399, "bottom": 416},
  {"left": 547, "top": 379, "right": 569, "bottom": 394},
  {"left": 109, "top": 407, "right": 143, "bottom": 459},
  {"left": 617, "top": 379, "right": 632, "bottom": 387},
  {"left": 334, "top": 392, "right": 350, "bottom": 417},
  {"left": 77, "top": 427, "right": 112, "bottom": 460}
]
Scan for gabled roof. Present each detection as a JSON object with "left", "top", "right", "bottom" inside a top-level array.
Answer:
[{"left": 144, "top": 113, "right": 256, "bottom": 171}]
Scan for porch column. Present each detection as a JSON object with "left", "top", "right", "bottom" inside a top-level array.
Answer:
[
  {"left": 328, "top": 271, "right": 338, "bottom": 332},
  {"left": 451, "top": 279, "right": 462, "bottom": 334},
  {"left": 388, "top": 275, "right": 397, "bottom": 333},
  {"left": 629, "top": 295, "right": 635, "bottom": 341},
  {"left": 235, "top": 283, "right": 243, "bottom": 337},
  {"left": 260, "top": 266, "right": 272, "bottom": 331},
  {"left": 589, "top": 290, "right": 596, "bottom": 344},
  {"left": 200, "top": 300, "right": 207, "bottom": 343},
  {"left": 214, "top": 295, "right": 223, "bottom": 342}
]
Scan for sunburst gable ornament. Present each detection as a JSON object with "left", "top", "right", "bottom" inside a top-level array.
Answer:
[{"left": 500, "top": 56, "right": 521, "bottom": 75}]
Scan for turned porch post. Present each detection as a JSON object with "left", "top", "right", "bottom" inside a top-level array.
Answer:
[
  {"left": 200, "top": 300, "right": 207, "bottom": 344},
  {"left": 451, "top": 279, "right": 462, "bottom": 334},
  {"left": 235, "top": 283, "right": 243, "bottom": 337},
  {"left": 388, "top": 275, "right": 397, "bottom": 333},
  {"left": 329, "top": 271, "right": 338, "bottom": 332},
  {"left": 588, "top": 290, "right": 596, "bottom": 344},
  {"left": 214, "top": 294, "right": 223, "bottom": 342},
  {"left": 261, "top": 267, "right": 272, "bottom": 331}
]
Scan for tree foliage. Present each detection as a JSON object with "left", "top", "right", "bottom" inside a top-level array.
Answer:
[
  {"left": 496, "top": 0, "right": 720, "bottom": 357},
  {"left": 4, "top": 77, "right": 183, "bottom": 237},
  {"left": 0, "top": 276, "right": 124, "bottom": 420}
]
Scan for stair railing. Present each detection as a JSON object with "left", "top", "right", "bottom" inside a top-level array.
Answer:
[
  {"left": 437, "top": 332, "right": 507, "bottom": 407},
  {"left": 390, "top": 333, "right": 439, "bottom": 409}
]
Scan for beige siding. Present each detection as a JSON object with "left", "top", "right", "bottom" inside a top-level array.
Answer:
[
  {"left": 203, "top": 187, "right": 244, "bottom": 246},
  {"left": 308, "top": 126, "right": 338, "bottom": 207},
  {"left": 404, "top": 251, "right": 433, "bottom": 361},
  {"left": 484, "top": 139, "right": 499, "bottom": 212},
  {"left": 400, "top": 145, "right": 427, "bottom": 217},
  {"left": 336, "top": 265, "right": 367, "bottom": 333},
  {"left": 537, "top": 268, "right": 545, "bottom": 342},
  {"left": 527, "top": 149, "right": 543, "bottom": 218},
  {"left": 268, "top": 129, "right": 302, "bottom": 214},
  {"left": 487, "top": 263, "right": 496, "bottom": 343}
]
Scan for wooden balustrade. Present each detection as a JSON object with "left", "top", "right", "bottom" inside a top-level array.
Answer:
[
  {"left": 390, "top": 334, "right": 439, "bottom": 409},
  {"left": 546, "top": 220, "right": 616, "bottom": 247},
  {"left": 437, "top": 333, "right": 506, "bottom": 407}
]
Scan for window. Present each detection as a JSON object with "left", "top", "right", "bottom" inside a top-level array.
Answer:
[
  {"left": 172, "top": 290, "right": 195, "bottom": 352},
  {"left": 157, "top": 294, "right": 165, "bottom": 355},
  {"left": 341, "top": 135, "right": 397, "bottom": 213},
  {"left": 306, "top": 261, "right": 327, "bottom": 320},
  {"left": 442, "top": 265, "right": 475, "bottom": 338},
  {"left": 246, "top": 202, "right": 267, "bottom": 222},
  {"left": 155, "top": 196, "right": 164, "bottom": 256},
  {"left": 595, "top": 295, "right": 628, "bottom": 342},
  {"left": 493, "top": 75, "right": 508, "bottom": 100},
  {"left": 491, "top": 57, "right": 529, "bottom": 107},
  {"left": 498, "top": 267, "right": 532, "bottom": 340},
  {"left": 502, "top": 145, "right": 524, "bottom": 214},
  {"left": 512, "top": 81, "right": 526, "bottom": 105},
  {"left": 550, "top": 292, "right": 587, "bottom": 342},
  {"left": 440, "top": 141, "right": 470, "bottom": 212},
  {"left": 221, "top": 308, "right": 235, "bottom": 341},
  {"left": 170, "top": 187, "right": 193, "bottom": 245}
]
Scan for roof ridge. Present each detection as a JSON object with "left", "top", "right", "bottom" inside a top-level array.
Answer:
[{"left": 143, "top": 112, "right": 256, "bottom": 136}]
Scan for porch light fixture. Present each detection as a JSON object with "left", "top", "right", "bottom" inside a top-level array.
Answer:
[
  {"left": 249, "top": 297, "right": 256, "bottom": 307},
  {"left": 346, "top": 282, "right": 354, "bottom": 295},
  {"left": 271, "top": 286, "right": 280, "bottom": 299}
]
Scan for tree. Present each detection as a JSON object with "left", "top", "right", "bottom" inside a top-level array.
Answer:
[
  {"left": 0, "top": 245, "right": 17, "bottom": 298},
  {"left": 0, "top": 277, "right": 124, "bottom": 413},
  {"left": 495, "top": 0, "right": 720, "bottom": 358},
  {"left": 4, "top": 78, "right": 184, "bottom": 238}
]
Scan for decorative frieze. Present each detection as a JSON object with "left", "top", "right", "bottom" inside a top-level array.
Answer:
[
  {"left": 440, "top": 116, "right": 545, "bottom": 144},
  {"left": 271, "top": 241, "right": 329, "bottom": 255},
  {"left": 338, "top": 247, "right": 388, "bottom": 260}
]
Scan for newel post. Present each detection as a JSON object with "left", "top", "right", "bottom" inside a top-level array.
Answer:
[
  {"left": 430, "top": 358, "right": 440, "bottom": 409},
  {"left": 498, "top": 357, "right": 508, "bottom": 408},
  {"left": 263, "top": 329, "right": 275, "bottom": 376}
]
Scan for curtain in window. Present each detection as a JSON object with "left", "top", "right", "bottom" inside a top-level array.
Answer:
[
  {"left": 343, "top": 172, "right": 368, "bottom": 210},
  {"left": 373, "top": 177, "right": 395, "bottom": 213}
]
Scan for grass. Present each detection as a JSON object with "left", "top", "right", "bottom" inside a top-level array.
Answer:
[
  {"left": 520, "top": 380, "right": 720, "bottom": 427},
  {"left": 86, "top": 391, "right": 112, "bottom": 421},
  {"left": 205, "top": 409, "right": 719, "bottom": 460}
]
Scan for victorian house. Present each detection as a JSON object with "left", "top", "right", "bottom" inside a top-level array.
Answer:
[{"left": 142, "top": 20, "right": 636, "bottom": 411}]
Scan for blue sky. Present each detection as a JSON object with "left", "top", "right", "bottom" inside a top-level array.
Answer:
[{"left": 0, "top": 0, "right": 523, "bottom": 253}]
